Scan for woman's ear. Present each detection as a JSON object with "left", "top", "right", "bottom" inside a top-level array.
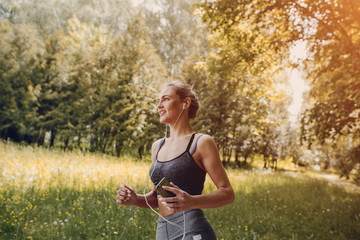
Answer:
[{"left": 183, "top": 97, "right": 191, "bottom": 109}]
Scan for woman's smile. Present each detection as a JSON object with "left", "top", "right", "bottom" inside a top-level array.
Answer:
[{"left": 158, "top": 110, "right": 166, "bottom": 116}]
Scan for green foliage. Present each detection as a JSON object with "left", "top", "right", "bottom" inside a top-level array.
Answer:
[
  {"left": 145, "top": 0, "right": 207, "bottom": 78},
  {"left": 0, "top": 20, "right": 45, "bottom": 143},
  {"left": 1, "top": 0, "right": 135, "bottom": 34},
  {"left": 193, "top": 0, "right": 293, "bottom": 166},
  {"left": 0, "top": 0, "right": 206, "bottom": 157},
  {"left": 295, "top": 0, "right": 360, "bottom": 179},
  {"left": 196, "top": 0, "right": 360, "bottom": 177},
  {"left": 0, "top": 13, "right": 167, "bottom": 156},
  {"left": 2, "top": 0, "right": 358, "bottom": 180}
]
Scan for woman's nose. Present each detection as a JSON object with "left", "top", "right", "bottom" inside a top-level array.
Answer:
[{"left": 157, "top": 101, "right": 163, "bottom": 109}]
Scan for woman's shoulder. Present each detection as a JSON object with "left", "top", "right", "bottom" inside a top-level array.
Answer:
[
  {"left": 193, "top": 133, "right": 219, "bottom": 160},
  {"left": 195, "top": 133, "right": 213, "bottom": 140},
  {"left": 151, "top": 138, "right": 164, "bottom": 152},
  {"left": 195, "top": 133, "right": 216, "bottom": 146}
]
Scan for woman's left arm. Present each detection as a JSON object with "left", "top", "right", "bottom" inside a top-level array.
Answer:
[{"left": 160, "top": 135, "right": 235, "bottom": 213}]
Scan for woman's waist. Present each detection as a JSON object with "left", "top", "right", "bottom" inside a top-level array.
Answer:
[{"left": 157, "top": 208, "right": 204, "bottom": 222}]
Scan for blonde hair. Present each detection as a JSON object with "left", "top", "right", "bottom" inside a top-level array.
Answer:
[{"left": 163, "top": 80, "right": 199, "bottom": 119}]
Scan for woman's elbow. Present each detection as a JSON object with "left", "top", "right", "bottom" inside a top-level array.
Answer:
[
  {"left": 224, "top": 186, "right": 235, "bottom": 205},
  {"left": 228, "top": 189, "right": 235, "bottom": 205}
]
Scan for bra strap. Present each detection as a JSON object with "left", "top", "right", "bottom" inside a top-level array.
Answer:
[
  {"left": 186, "top": 133, "right": 197, "bottom": 153},
  {"left": 155, "top": 138, "right": 165, "bottom": 160},
  {"left": 190, "top": 134, "right": 203, "bottom": 155}
]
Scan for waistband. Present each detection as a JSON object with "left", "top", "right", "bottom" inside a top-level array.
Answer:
[{"left": 157, "top": 209, "right": 204, "bottom": 223}]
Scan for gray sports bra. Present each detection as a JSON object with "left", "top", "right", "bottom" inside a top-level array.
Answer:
[{"left": 149, "top": 133, "right": 206, "bottom": 196}]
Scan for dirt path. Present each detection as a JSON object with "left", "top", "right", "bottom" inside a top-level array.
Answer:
[{"left": 304, "top": 171, "right": 360, "bottom": 192}]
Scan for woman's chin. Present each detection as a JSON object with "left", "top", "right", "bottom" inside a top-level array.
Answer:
[{"left": 159, "top": 118, "right": 167, "bottom": 124}]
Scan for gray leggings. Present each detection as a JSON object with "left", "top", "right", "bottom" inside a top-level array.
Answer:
[{"left": 156, "top": 209, "right": 217, "bottom": 240}]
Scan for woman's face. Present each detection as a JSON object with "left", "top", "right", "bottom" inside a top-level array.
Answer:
[{"left": 157, "top": 86, "right": 183, "bottom": 124}]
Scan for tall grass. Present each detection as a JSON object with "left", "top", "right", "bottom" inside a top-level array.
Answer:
[{"left": 1, "top": 142, "right": 359, "bottom": 239}]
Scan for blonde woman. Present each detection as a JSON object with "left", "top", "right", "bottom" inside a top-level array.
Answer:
[{"left": 117, "top": 80, "right": 234, "bottom": 240}]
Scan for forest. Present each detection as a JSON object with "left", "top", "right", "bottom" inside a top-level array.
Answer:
[{"left": 0, "top": 0, "right": 359, "bottom": 181}]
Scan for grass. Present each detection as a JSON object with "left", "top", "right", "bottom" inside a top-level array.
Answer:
[{"left": 1, "top": 142, "right": 359, "bottom": 239}]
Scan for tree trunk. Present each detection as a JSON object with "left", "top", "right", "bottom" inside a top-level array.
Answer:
[
  {"left": 50, "top": 129, "right": 56, "bottom": 147},
  {"left": 63, "top": 136, "right": 69, "bottom": 151},
  {"left": 235, "top": 149, "right": 241, "bottom": 168},
  {"left": 138, "top": 145, "right": 144, "bottom": 160},
  {"left": 77, "top": 132, "right": 81, "bottom": 148},
  {"left": 116, "top": 141, "right": 122, "bottom": 157}
]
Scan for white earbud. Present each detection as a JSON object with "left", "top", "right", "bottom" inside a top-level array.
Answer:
[{"left": 183, "top": 103, "right": 186, "bottom": 109}]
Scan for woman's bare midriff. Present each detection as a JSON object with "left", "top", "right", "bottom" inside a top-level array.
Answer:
[{"left": 158, "top": 196, "right": 174, "bottom": 217}]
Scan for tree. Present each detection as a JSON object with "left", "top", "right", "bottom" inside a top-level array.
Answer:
[
  {"left": 89, "top": 13, "right": 167, "bottom": 156},
  {"left": 194, "top": 0, "right": 293, "bottom": 165},
  {"left": 198, "top": 0, "right": 360, "bottom": 179},
  {"left": 0, "top": 20, "right": 45, "bottom": 143},
  {"left": 144, "top": 0, "right": 206, "bottom": 78},
  {"left": 297, "top": 0, "right": 360, "bottom": 179},
  {"left": 1, "top": 0, "right": 135, "bottom": 35}
]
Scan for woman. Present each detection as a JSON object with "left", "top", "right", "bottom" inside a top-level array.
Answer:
[{"left": 116, "top": 80, "right": 235, "bottom": 240}]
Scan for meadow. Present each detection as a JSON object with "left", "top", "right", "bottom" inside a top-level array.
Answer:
[{"left": 0, "top": 142, "right": 359, "bottom": 239}]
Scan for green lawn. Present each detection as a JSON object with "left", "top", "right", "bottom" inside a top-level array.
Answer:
[{"left": 1, "top": 142, "right": 359, "bottom": 239}]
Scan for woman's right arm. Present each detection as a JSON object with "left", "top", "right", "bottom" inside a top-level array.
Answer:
[
  {"left": 116, "top": 140, "right": 161, "bottom": 208},
  {"left": 116, "top": 185, "right": 158, "bottom": 208}
]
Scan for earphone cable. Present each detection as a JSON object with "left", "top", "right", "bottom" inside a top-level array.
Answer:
[
  {"left": 143, "top": 160, "right": 186, "bottom": 239},
  {"left": 143, "top": 107, "right": 187, "bottom": 239}
]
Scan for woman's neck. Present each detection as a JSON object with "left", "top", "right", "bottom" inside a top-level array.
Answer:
[{"left": 168, "top": 120, "right": 193, "bottom": 139}]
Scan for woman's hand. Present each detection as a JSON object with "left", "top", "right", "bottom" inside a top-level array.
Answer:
[
  {"left": 158, "top": 182, "right": 193, "bottom": 214},
  {"left": 116, "top": 185, "right": 138, "bottom": 206}
]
